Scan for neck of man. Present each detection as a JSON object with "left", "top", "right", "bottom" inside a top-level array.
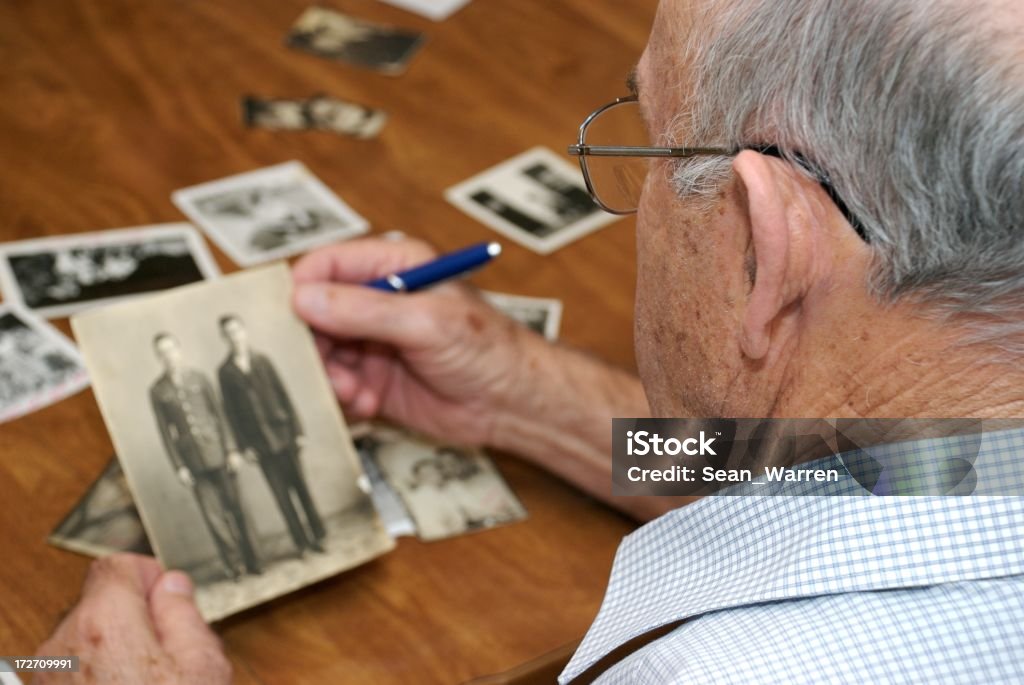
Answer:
[{"left": 772, "top": 296, "right": 1024, "bottom": 420}]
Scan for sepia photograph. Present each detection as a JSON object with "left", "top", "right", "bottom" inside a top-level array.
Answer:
[
  {"left": 172, "top": 161, "right": 370, "bottom": 267},
  {"left": 0, "top": 224, "right": 219, "bottom": 319},
  {"left": 49, "top": 459, "right": 152, "bottom": 558},
  {"left": 0, "top": 303, "right": 89, "bottom": 424},
  {"left": 445, "top": 147, "right": 620, "bottom": 255},
  {"left": 71, "top": 264, "right": 394, "bottom": 621},
  {"left": 483, "top": 291, "right": 563, "bottom": 341},
  {"left": 286, "top": 6, "right": 426, "bottom": 76},
  {"left": 242, "top": 94, "right": 387, "bottom": 139},
  {"left": 370, "top": 430, "right": 527, "bottom": 541}
]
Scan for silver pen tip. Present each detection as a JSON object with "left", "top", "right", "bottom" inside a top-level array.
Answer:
[{"left": 487, "top": 242, "right": 502, "bottom": 257}]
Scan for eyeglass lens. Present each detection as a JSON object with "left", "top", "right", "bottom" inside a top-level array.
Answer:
[{"left": 582, "top": 100, "right": 651, "bottom": 213}]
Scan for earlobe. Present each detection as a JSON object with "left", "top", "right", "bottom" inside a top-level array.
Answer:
[{"left": 732, "top": 151, "right": 795, "bottom": 362}]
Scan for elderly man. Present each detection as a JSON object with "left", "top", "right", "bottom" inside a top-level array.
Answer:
[{"left": 35, "top": 0, "right": 1024, "bottom": 682}]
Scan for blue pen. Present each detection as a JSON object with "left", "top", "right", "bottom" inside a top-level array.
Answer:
[{"left": 365, "top": 241, "right": 502, "bottom": 292}]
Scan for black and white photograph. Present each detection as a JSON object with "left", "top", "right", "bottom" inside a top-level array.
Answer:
[
  {"left": 48, "top": 459, "right": 152, "bottom": 558},
  {"left": 0, "top": 303, "right": 89, "bottom": 424},
  {"left": 376, "top": 0, "right": 472, "bottom": 21},
  {"left": 445, "top": 147, "right": 620, "bottom": 255},
  {"left": 70, "top": 264, "right": 394, "bottom": 621},
  {"left": 242, "top": 94, "right": 387, "bottom": 139},
  {"left": 171, "top": 161, "right": 370, "bottom": 267},
  {"left": 370, "top": 430, "right": 527, "bottom": 542},
  {"left": 286, "top": 6, "right": 426, "bottom": 76},
  {"left": 0, "top": 224, "right": 219, "bottom": 319},
  {"left": 483, "top": 291, "right": 563, "bottom": 341}
]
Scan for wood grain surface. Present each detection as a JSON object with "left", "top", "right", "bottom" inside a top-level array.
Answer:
[{"left": 0, "top": 1, "right": 656, "bottom": 682}]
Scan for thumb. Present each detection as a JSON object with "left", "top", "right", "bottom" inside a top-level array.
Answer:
[
  {"left": 149, "top": 571, "right": 226, "bottom": 671},
  {"left": 293, "top": 281, "right": 440, "bottom": 348}
]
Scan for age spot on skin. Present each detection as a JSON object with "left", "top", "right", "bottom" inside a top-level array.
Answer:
[
  {"left": 467, "top": 311, "right": 485, "bottom": 332},
  {"left": 85, "top": 626, "right": 103, "bottom": 648}
]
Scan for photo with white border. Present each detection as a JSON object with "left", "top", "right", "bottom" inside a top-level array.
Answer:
[
  {"left": 172, "top": 161, "right": 369, "bottom": 267},
  {"left": 0, "top": 224, "right": 219, "bottom": 319},
  {"left": 0, "top": 303, "right": 89, "bottom": 424},
  {"left": 445, "top": 147, "right": 620, "bottom": 255}
]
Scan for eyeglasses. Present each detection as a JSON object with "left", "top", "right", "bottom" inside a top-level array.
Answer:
[{"left": 567, "top": 95, "right": 868, "bottom": 241}]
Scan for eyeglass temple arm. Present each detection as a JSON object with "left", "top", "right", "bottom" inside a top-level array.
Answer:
[{"left": 567, "top": 144, "right": 734, "bottom": 158}]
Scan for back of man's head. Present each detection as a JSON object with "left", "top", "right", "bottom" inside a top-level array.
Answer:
[{"left": 671, "top": 0, "right": 1024, "bottom": 350}]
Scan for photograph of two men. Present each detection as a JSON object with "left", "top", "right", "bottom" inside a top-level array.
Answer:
[{"left": 1, "top": 0, "right": 1022, "bottom": 684}]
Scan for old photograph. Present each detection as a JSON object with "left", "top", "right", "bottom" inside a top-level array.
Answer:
[
  {"left": 286, "top": 6, "right": 426, "bottom": 76},
  {"left": 0, "top": 224, "right": 219, "bottom": 319},
  {"left": 0, "top": 303, "right": 89, "bottom": 424},
  {"left": 172, "top": 161, "right": 370, "bottom": 267},
  {"left": 242, "top": 94, "right": 387, "bottom": 139},
  {"left": 483, "top": 291, "right": 563, "bottom": 341},
  {"left": 445, "top": 147, "right": 620, "bottom": 255},
  {"left": 49, "top": 459, "right": 152, "bottom": 558},
  {"left": 370, "top": 430, "right": 527, "bottom": 541},
  {"left": 71, "top": 264, "right": 393, "bottom": 621}
]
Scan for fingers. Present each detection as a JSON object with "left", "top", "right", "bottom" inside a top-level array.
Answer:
[
  {"left": 82, "top": 554, "right": 164, "bottom": 603},
  {"left": 294, "top": 282, "right": 441, "bottom": 349},
  {"left": 324, "top": 347, "right": 391, "bottom": 419},
  {"left": 326, "top": 361, "right": 361, "bottom": 405},
  {"left": 291, "top": 237, "right": 437, "bottom": 286},
  {"left": 149, "top": 571, "right": 231, "bottom": 681},
  {"left": 43, "top": 555, "right": 164, "bottom": 676},
  {"left": 350, "top": 343, "right": 396, "bottom": 417},
  {"left": 314, "top": 332, "right": 334, "bottom": 360}
]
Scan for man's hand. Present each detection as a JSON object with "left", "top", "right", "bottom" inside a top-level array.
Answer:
[
  {"left": 176, "top": 466, "right": 194, "bottom": 487},
  {"left": 292, "top": 237, "right": 658, "bottom": 519},
  {"left": 35, "top": 554, "right": 230, "bottom": 685},
  {"left": 292, "top": 238, "right": 541, "bottom": 448},
  {"left": 226, "top": 451, "right": 244, "bottom": 472}
]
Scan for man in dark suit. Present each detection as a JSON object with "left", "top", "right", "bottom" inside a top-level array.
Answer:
[
  {"left": 216, "top": 314, "right": 326, "bottom": 556},
  {"left": 149, "top": 332, "right": 262, "bottom": 580}
]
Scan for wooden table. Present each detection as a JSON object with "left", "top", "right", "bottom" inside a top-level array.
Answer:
[{"left": 0, "top": 1, "right": 655, "bottom": 682}]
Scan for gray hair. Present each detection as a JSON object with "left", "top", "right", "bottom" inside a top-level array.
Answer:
[{"left": 671, "top": 0, "right": 1024, "bottom": 350}]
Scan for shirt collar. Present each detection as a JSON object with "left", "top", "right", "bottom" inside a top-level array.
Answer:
[{"left": 561, "top": 429, "right": 1024, "bottom": 682}]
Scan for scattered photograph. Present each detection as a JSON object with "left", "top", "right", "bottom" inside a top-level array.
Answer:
[
  {"left": 49, "top": 459, "right": 152, "bottom": 558},
  {"left": 369, "top": 428, "right": 527, "bottom": 541},
  {"left": 445, "top": 147, "right": 620, "bottom": 255},
  {"left": 376, "top": 0, "right": 472, "bottom": 21},
  {"left": 0, "top": 304, "right": 89, "bottom": 425},
  {"left": 286, "top": 6, "right": 426, "bottom": 76},
  {"left": 171, "top": 161, "right": 369, "bottom": 267},
  {"left": 71, "top": 264, "right": 394, "bottom": 621},
  {"left": 0, "top": 224, "right": 219, "bottom": 319},
  {"left": 483, "top": 291, "right": 563, "bottom": 341},
  {"left": 242, "top": 94, "right": 387, "bottom": 139}
]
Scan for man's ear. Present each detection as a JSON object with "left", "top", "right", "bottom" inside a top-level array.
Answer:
[{"left": 731, "top": 150, "right": 811, "bottom": 361}]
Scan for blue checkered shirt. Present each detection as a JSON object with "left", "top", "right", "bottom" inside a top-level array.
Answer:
[{"left": 560, "top": 429, "right": 1024, "bottom": 683}]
